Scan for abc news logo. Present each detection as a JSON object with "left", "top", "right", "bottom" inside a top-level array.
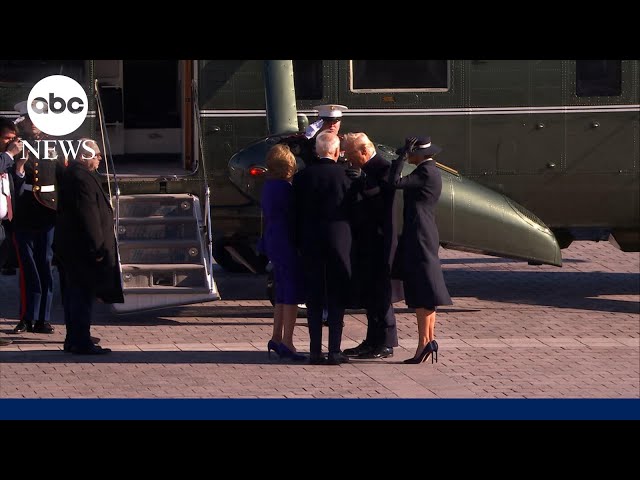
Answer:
[
  {"left": 30, "top": 93, "right": 85, "bottom": 115},
  {"left": 26, "top": 74, "right": 89, "bottom": 137},
  {"left": 21, "top": 139, "right": 98, "bottom": 161},
  {"left": 20, "top": 75, "right": 91, "bottom": 160}
]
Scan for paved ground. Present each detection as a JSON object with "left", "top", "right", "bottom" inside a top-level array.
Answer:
[{"left": 1, "top": 240, "right": 638, "bottom": 399}]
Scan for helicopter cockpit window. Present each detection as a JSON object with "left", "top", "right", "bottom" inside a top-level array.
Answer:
[
  {"left": 350, "top": 60, "right": 449, "bottom": 92},
  {"left": 576, "top": 60, "right": 621, "bottom": 97},
  {"left": 293, "top": 60, "right": 323, "bottom": 100}
]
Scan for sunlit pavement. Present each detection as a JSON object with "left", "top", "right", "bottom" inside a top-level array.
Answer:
[{"left": 1, "top": 240, "right": 638, "bottom": 399}]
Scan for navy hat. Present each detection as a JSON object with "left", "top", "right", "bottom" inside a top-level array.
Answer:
[{"left": 411, "top": 136, "right": 442, "bottom": 157}]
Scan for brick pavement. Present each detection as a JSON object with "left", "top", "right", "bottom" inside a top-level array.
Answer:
[{"left": 1, "top": 240, "right": 638, "bottom": 399}]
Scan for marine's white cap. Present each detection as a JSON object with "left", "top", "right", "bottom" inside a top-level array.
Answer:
[
  {"left": 314, "top": 104, "right": 348, "bottom": 119},
  {"left": 14, "top": 101, "right": 28, "bottom": 115}
]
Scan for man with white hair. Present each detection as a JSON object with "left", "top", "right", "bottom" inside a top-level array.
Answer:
[
  {"left": 292, "top": 131, "right": 354, "bottom": 365},
  {"left": 54, "top": 139, "right": 123, "bottom": 354}
]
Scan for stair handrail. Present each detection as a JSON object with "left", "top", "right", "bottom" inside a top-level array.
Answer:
[
  {"left": 93, "top": 79, "right": 120, "bottom": 231},
  {"left": 191, "top": 78, "right": 214, "bottom": 291}
]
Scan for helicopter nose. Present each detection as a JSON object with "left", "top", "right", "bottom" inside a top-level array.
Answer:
[{"left": 228, "top": 137, "right": 273, "bottom": 203}]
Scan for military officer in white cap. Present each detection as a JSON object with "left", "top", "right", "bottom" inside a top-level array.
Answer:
[
  {"left": 13, "top": 101, "right": 44, "bottom": 142},
  {"left": 10, "top": 100, "right": 65, "bottom": 335},
  {"left": 281, "top": 104, "right": 349, "bottom": 167}
]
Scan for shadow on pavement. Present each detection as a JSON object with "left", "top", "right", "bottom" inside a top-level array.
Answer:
[
  {"left": 0, "top": 349, "right": 314, "bottom": 365},
  {"left": 444, "top": 270, "right": 639, "bottom": 314}
]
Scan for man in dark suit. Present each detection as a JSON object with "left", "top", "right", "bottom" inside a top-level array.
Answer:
[
  {"left": 292, "top": 131, "right": 354, "bottom": 365},
  {"left": 281, "top": 104, "right": 350, "bottom": 326},
  {"left": 0, "top": 117, "right": 26, "bottom": 347},
  {"left": 341, "top": 132, "right": 398, "bottom": 359},
  {"left": 0, "top": 118, "right": 24, "bottom": 277},
  {"left": 54, "top": 139, "right": 123, "bottom": 354}
]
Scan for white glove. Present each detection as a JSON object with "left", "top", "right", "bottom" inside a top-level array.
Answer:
[{"left": 304, "top": 119, "right": 324, "bottom": 139}]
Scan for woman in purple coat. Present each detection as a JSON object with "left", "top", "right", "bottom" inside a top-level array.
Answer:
[{"left": 260, "top": 144, "right": 306, "bottom": 361}]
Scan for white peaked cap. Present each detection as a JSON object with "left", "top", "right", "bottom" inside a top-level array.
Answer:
[
  {"left": 314, "top": 104, "right": 348, "bottom": 119},
  {"left": 14, "top": 101, "right": 28, "bottom": 115}
]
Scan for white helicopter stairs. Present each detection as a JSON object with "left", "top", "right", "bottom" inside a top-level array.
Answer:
[
  {"left": 112, "top": 193, "right": 219, "bottom": 313},
  {"left": 93, "top": 77, "right": 220, "bottom": 313}
]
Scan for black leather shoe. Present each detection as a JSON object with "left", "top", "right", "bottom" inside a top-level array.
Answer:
[
  {"left": 309, "top": 353, "right": 326, "bottom": 365},
  {"left": 33, "top": 322, "right": 55, "bottom": 334},
  {"left": 70, "top": 344, "right": 111, "bottom": 355},
  {"left": 13, "top": 320, "right": 32, "bottom": 334},
  {"left": 358, "top": 346, "right": 393, "bottom": 359},
  {"left": 343, "top": 341, "right": 373, "bottom": 357},
  {"left": 327, "top": 352, "right": 349, "bottom": 365},
  {"left": 64, "top": 336, "right": 101, "bottom": 352}
]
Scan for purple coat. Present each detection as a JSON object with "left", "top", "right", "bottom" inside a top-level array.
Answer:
[{"left": 260, "top": 179, "right": 298, "bottom": 267}]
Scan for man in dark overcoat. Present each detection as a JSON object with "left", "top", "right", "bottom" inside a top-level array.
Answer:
[
  {"left": 54, "top": 139, "right": 123, "bottom": 354},
  {"left": 341, "top": 132, "right": 399, "bottom": 359},
  {"left": 292, "top": 131, "right": 354, "bottom": 365}
]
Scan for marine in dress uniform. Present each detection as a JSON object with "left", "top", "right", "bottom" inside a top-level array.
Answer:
[
  {"left": 281, "top": 104, "right": 349, "bottom": 167},
  {"left": 11, "top": 101, "right": 66, "bottom": 334}
]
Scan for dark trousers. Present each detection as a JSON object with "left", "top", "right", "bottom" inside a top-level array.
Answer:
[
  {"left": 63, "top": 274, "right": 95, "bottom": 349},
  {"left": 15, "top": 227, "right": 55, "bottom": 324},
  {"left": 302, "top": 254, "right": 349, "bottom": 355},
  {"left": 358, "top": 263, "right": 398, "bottom": 348},
  {"left": 0, "top": 220, "right": 11, "bottom": 265},
  {"left": 364, "top": 302, "right": 398, "bottom": 348}
]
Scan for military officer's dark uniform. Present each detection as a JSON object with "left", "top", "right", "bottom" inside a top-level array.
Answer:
[{"left": 12, "top": 140, "right": 65, "bottom": 333}]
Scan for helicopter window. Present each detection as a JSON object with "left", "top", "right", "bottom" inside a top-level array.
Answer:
[
  {"left": 576, "top": 60, "right": 621, "bottom": 97},
  {"left": 293, "top": 60, "right": 323, "bottom": 100},
  {"left": 0, "top": 60, "right": 85, "bottom": 86},
  {"left": 350, "top": 60, "right": 449, "bottom": 92}
]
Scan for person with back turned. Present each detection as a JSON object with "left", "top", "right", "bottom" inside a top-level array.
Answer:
[{"left": 292, "top": 132, "right": 354, "bottom": 365}]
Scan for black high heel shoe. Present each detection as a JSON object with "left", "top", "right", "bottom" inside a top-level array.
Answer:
[
  {"left": 431, "top": 340, "right": 438, "bottom": 363},
  {"left": 278, "top": 343, "right": 307, "bottom": 361},
  {"left": 403, "top": 342, "right": 434, "bottom": 364},
  {"left": 267, "top": 339, "right": 281, "bottom": 358}
]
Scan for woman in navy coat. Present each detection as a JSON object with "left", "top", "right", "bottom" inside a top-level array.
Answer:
[
  {"left": 386, "top": 136, "right": 452, "bottom": 364},
  {"left": 260, "top": 144, "right": 306, "bottom": 361}
]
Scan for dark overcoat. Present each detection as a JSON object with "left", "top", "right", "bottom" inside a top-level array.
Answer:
[
  {"left": 350, "top": 153, "right": 403, "bottom": 307},
  {"left": 292, "top": 157, "right": 354, "bottom": 299},
  {"left": 387, "top": 155, "right": 452, "bottom": 308},
  {"left": 54, "top": 161, "right": 123, "bottom": 303}
]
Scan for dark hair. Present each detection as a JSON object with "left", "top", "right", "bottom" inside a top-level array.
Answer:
[{"left": 0, "top": 117, "right": 17, "bottom": 134}]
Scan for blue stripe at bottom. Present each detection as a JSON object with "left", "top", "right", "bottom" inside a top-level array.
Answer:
[{"left": 0, "top": 398, "right": 638, "bottom": 420}]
